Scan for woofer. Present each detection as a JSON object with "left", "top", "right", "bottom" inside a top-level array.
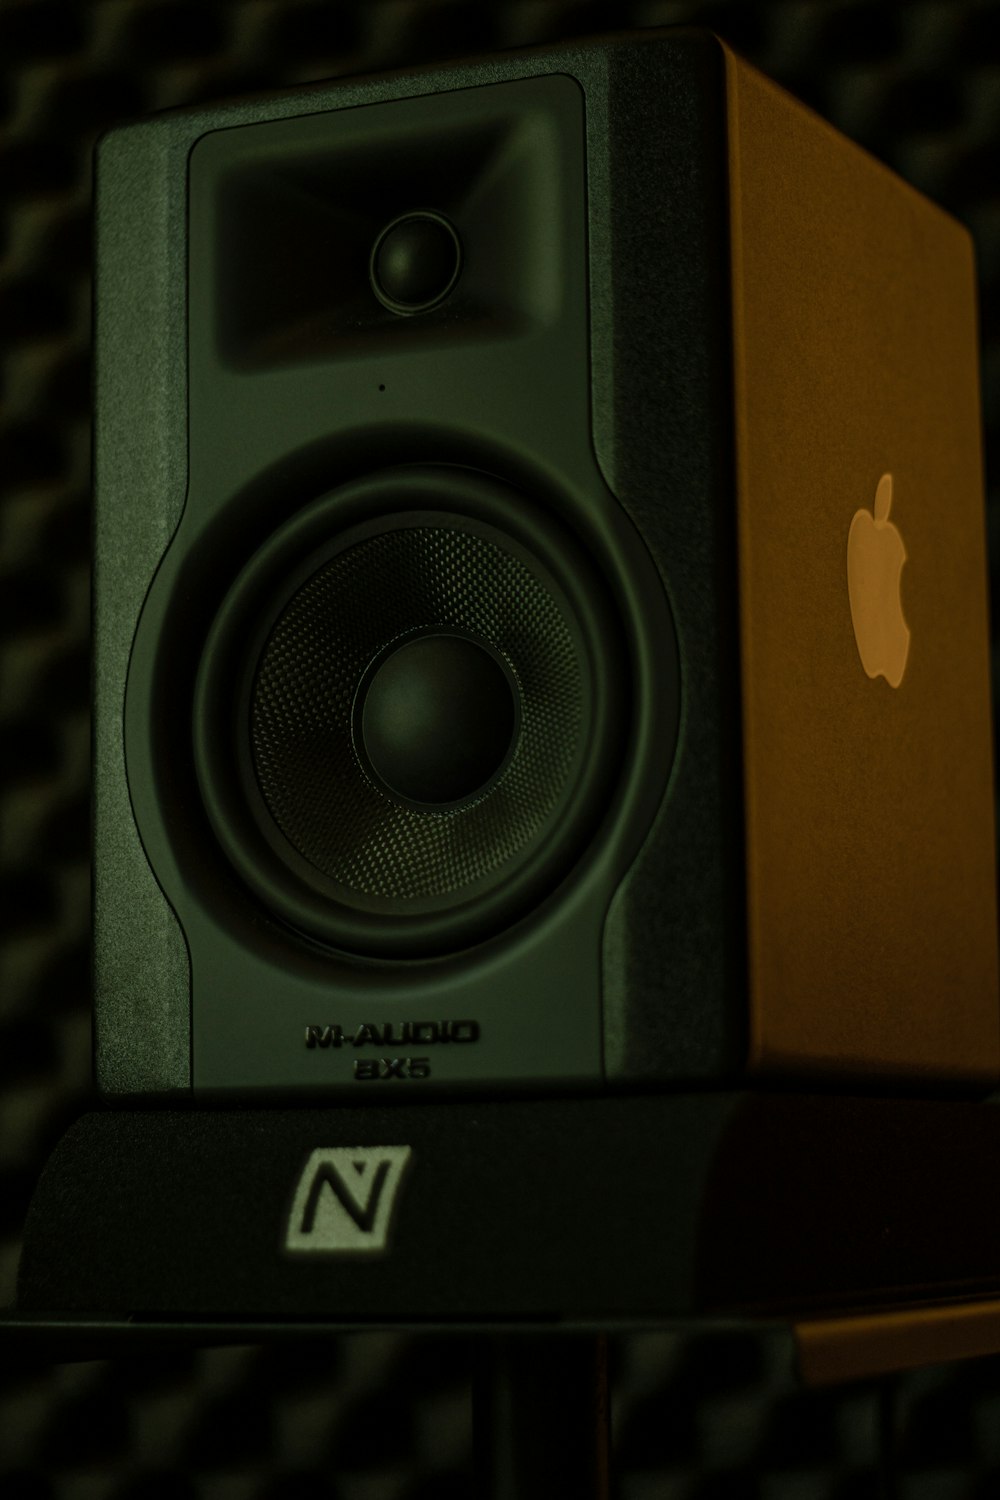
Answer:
[{"left": 193, "top": 465, "right": 627, "bottom": 958}]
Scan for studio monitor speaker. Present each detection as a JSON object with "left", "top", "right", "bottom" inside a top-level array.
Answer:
[{"left": 93, "top": 26, "right": 1000, "bottom": 1101}]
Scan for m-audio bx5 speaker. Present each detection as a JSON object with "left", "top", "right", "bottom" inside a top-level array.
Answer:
[{"left": 94, "top": 26, "right": 999, "bottom": 1101}]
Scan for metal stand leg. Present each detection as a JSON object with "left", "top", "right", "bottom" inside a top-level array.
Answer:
[
  {"left": 877, "top": 1375, "right": 898, "bottom": 1500},
  {"left": 472, "top": 1333, "right": 610, "bottom": 1500}
]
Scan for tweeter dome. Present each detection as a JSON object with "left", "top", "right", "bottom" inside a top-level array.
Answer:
[{"left": 369, "top": 209, "right": 463, "bottom": 315}]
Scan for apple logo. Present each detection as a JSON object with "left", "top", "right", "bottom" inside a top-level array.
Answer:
[{"left": 847, "top": 472, "right": 910, "bottom": 688}]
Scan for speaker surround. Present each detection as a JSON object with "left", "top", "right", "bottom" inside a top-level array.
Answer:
[{"left": 193, "top": 465, "right": 627, "bottom": 958}]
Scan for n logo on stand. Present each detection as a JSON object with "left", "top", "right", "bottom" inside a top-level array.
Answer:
[{"left": 284, "top": 1146, "right": 413, "bottom": 1256}]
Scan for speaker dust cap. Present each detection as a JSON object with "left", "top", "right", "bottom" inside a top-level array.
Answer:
[{"left": 193, "top": 465, "right": 626, "bottom": 958}]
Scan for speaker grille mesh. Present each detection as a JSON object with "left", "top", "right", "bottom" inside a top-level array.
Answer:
[{"left": 249, "top": 525, "right": 583, "bottom": 900}]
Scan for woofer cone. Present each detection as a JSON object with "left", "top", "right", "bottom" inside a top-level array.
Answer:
[{"left": 193, "top": 465, "right": 627, "bottom": 958}]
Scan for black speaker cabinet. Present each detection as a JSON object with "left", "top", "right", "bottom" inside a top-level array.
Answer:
[{"left": 94, "top": 26, "right": 999, "bottom": 1102}]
